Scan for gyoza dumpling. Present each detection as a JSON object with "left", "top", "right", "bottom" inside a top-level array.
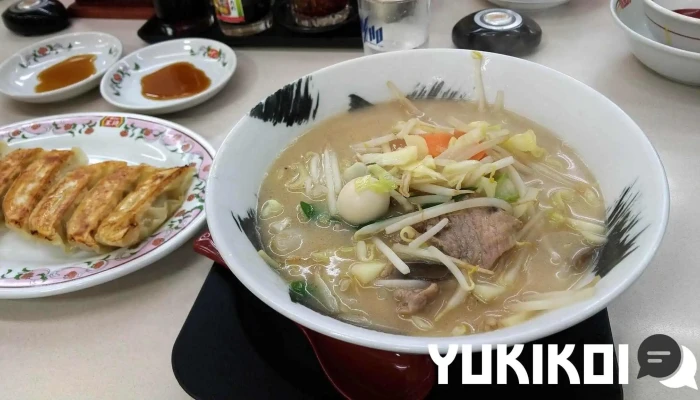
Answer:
[
  {"left": 3, "top": 148, "right": 87, "bottom": 233},
  {"left": 27, "top": 161, "right": 126, "bottom": 249},
  {"left": 0, "top": 142, "right": 8, "bottom": 158},
  {"left": 0, "top": 148, "right": 46, "bottom": 223},
  {"left": 66, "top": 164, "right": 150, "bottom": 253},
  {"left": 95, "top": 165, "right": 195, "bottom": 248}
]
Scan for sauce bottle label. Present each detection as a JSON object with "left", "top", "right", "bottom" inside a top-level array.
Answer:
[{"left": 214, "top": 0, "right": 245, "bottom": 23}]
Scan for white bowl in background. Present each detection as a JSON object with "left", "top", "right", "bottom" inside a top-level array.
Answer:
[
  {"left": 488, "top": 0, "right": 571, "bottom": 10},
  {"left": 206, "top": 49, "right": 668, "bottom": 353},
  {"left": 100, "top": 39, "right": 236, "bottom": 115},
  {"left": 0, "top": 32, "right": 122, "bottom": 104},
  {"left": 612, "top": 0, "right": 700, "bottom": 85},
  {"left": 644, "top": 0, "right": 700, "bottom": 52}
]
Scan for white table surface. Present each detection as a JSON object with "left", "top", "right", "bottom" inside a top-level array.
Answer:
[{"left": 1, "top": 0, "right": 698, "bottom": 399}]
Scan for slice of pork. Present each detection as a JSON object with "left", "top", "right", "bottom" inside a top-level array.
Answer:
[
  {"left": 420, "top": 207, "right": 522, "bottom": 269},
  {"left": 394, "top": 282, "right": 439, "bottom": 314}
]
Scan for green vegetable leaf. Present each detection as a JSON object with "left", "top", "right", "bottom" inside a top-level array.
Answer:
[
  {"left": 354, "top": 175, "right": 396, "bottom": 194},
  {"left": 289, "top": 280, "right": 307, "bottom": 299},
  {"left": 300, "top": 201, "right": 315, "bottom": 219},
  {"left": 495, "top": 174, "right": 519, "bottom": 202},
  {"left": 367, "top": 164, "right": 395, "bottom": 182},
  {"left": 288, "top": 280, "right": 337, "bottom": 316},
  {"left": 502, "top": 130, "right": 546, "bottom": 158}
]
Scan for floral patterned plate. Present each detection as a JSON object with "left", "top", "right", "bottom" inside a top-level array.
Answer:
[
  {"left": 0, "top": 113, "right": 214, "bottom": 299},
  {"left": 0, "top": 32, "right": 122, "bottom": 104},
  {"left": 100, "top": 39, "right": 236, "bottom": 115}
]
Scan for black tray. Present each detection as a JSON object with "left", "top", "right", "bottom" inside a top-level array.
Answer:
[
  {"left": 138, "top": 0, "right": 363, "bottom": 49},
  {"left": 172, "top": 265, "right": 624, "bottom": 399}
]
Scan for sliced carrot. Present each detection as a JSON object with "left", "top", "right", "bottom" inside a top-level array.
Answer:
[
  {"left": 470, "top": 150, "right": 487, "bottom": 161},
  {"left": 423, "top": 133, "right": 453, "bottom": 157},
  {"left": 454, "top": 130, "right": 466, "bottom": 138}
]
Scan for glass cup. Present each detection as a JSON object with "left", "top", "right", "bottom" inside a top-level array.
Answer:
[
  {"left": 290, "top": 0, "right": 351, "bottom": 28},
  {"left": 358, "top": 0, "right": 430, "bottom": 55}
]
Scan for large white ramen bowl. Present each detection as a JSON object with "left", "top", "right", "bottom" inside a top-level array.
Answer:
[{"left": 206, "top": 49, "right": 669, "bottom": 353}]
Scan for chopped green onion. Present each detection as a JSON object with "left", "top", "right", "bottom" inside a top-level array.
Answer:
[{"left": 300, "top": 201, "right": 315, "bottom": 219}]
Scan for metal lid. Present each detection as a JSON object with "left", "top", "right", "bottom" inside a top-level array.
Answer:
[
  {"left": 13, "top": 0, "right": 46, "bottom": 12},
  {"left": 474, "top": 8, "right": 523, "bottom": 31}
]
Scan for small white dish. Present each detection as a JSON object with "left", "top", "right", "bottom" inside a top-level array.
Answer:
[
  {"left": 0, "top": 112, "right": 215, "bottom": 299},
  {"left": 100, "top": 39, "right": 236, "bottom": 115},
  {"left": 488, "top": 0, "right": 571, "bottom": 10},
  {"left": 612, "top": 0, "right": 700, "bottom": 85},
  {"left": 644, "top": 0, "right": 700, "bottom": 52},
  {"left": 0, "top": 32, "right": 122, "bottom": 104}
]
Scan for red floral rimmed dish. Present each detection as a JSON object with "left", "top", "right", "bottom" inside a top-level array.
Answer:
[
  {"left": 0, "top": 113, "right": 214, "bottom": 299},
  {"left": 99, "top": 38, "right": 236, "bottom": 115}
]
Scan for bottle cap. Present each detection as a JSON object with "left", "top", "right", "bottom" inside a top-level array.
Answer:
[
  {"left": 474, "top": 9, "right": 523, "bottom": 31},
  {"left": 452, "top": 8, "right": 542, "bottom": 57},
  {"left": 2, "top": 0, "right": 70, "bottom": 36}
]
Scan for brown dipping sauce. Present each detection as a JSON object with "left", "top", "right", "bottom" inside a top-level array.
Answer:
[
  {"left": 675, "top": 8, "right": 700, "bottom": 19},
  {"left": 140, "top": 62, "right": 211, "bottom": 101},
  {"left": 35, "top": 54, "right": 97, "bottom": 93}
]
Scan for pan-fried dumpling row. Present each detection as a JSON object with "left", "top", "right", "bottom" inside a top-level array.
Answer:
[
  {"left": 0, "top": 145, "right": 195, "bottom": 253},
  {"left": 28, "top": 161, "right": 126, "bottom": 248},
  {"left": 96, "top": 166, "right": 195, "bottom": 248},
  {"left": 4, "top": 148, "right": 88, "bottom": 233},
  {"left": 66, "top": 164, "right": 148, "bottom": 253},
  {"left": 0, "top": 148, "right": 45, "bottom": 222}
]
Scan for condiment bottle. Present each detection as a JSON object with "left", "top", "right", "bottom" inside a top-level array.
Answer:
[{"left": 213, "top": 0, "right": 273, "bottom": 36}]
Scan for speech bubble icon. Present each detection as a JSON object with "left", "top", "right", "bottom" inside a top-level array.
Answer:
[
  {"left": 659, "top": 346, "right": 698, "bottom": 390},
  {"left": 637, "top": 334, "right": 682, "bottom": 379}
]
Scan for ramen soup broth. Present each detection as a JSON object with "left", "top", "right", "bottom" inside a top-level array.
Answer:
[{"left": 257, "top": 99, "right": 605, "bottom": 337}]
